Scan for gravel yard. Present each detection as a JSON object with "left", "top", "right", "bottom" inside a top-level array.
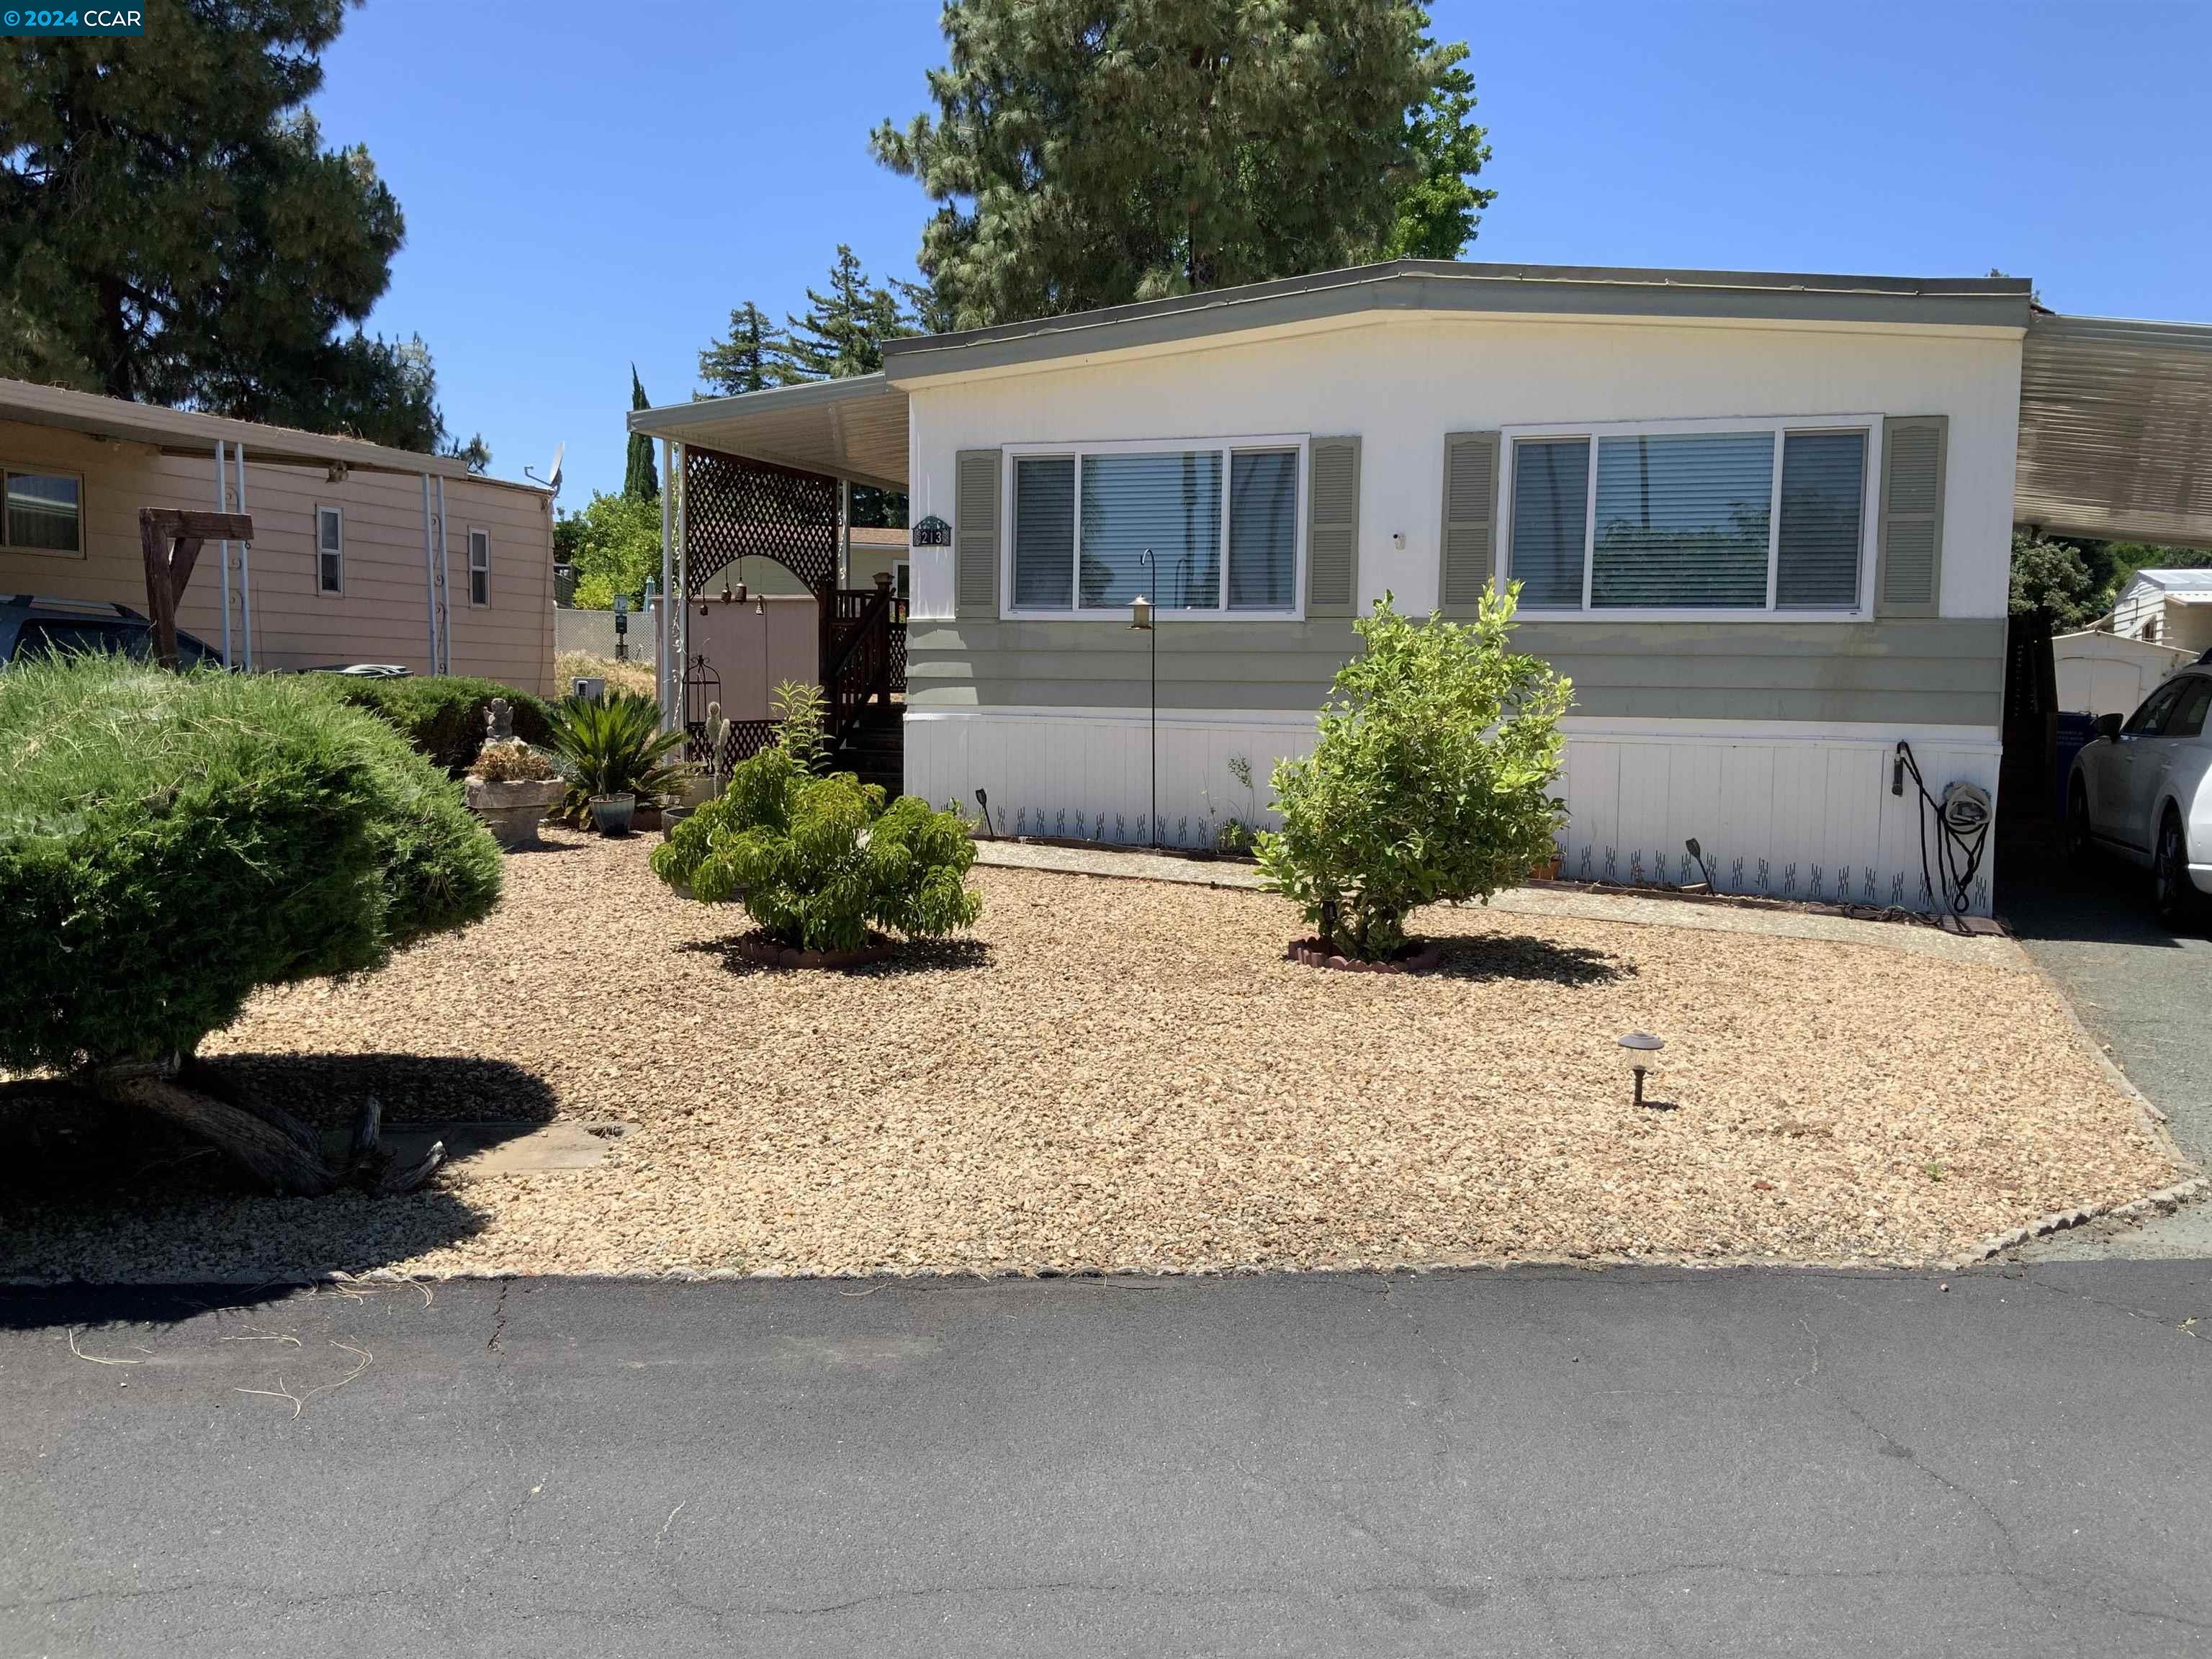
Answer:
[{"left": 3, "top": 831, "right": 2185, "bottom": 1282}]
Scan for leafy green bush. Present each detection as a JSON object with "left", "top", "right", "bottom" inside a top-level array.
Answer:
[
  {"left": 651, "top": 684, "right": 981, "bottom": 952},
  {"left": 1256, "top": 589, "right": 1571, "bottom": 960},
  {"left": 319, "top": 675, "right": 553, "bottom": 775},
  {"left": 544, "top": 691, "right": 685, "bottom": 822},
  {"left": 0, "top": 655, "right": 502, "bottom": 1072}
]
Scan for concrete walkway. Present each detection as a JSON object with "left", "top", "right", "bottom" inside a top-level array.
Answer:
[{"left": 976, "top": 839, "right": 2033, "bottom": 971}]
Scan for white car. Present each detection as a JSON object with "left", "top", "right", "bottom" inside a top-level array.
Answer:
[{"left": 2067, "top": 662, "right": 2212, "bottom": 925}]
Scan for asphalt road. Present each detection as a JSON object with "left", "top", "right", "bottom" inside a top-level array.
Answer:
[
  {"left": 5, "top": 1266, "right": 2208, "bottom": 1658},
  {"left": 2000, "top": 841, "right": 2212, "bottom": 1259}
]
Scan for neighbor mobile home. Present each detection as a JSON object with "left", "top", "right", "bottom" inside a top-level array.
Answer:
[
  {"left": 0, "top": 379, "right": 557, "bottom": 692},
  {"left": 630, "top": 259, "right": 2212, "bottom": 914}
]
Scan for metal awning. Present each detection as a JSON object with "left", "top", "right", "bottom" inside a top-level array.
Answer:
[
  {"left": 0, "top": 375, "right": 504, "bottom": 482},
  {"left": 626, "top": 374, "right": 908, "bottom": 491},
  {"left": 2016, "top": 313, "right": 2212, "bottom": 547}
]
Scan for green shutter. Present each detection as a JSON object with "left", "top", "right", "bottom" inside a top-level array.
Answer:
[
  {"left": 1876, "top": 415, "right": 1946, "bottom": 618},
  {"left": 1305, "top": 436, "right": 1360, "bottom": 616},
  {"left": 1439, "top": 431, "right": 1500, "bottom": 613},
  {"left": 955, "top": 449, "right": 1000, "bottom": 618}
]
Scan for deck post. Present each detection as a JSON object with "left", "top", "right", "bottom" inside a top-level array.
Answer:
[{"left": 214, "top": 441, "right": 230, "bottom": 667}]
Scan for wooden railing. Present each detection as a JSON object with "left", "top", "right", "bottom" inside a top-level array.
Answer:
[{"left": 822, "top": 582, "right": 896, "bottom": 752}]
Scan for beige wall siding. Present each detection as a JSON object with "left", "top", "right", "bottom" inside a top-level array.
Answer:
[{"left": 0, "top": 419, "right": 554, "bottom": 695}]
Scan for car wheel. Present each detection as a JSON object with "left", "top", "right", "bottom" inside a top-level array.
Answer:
[
  {"left": 2067, "top": 776, "right": 2095, "bottom": 866},
  {"left": 2152, "top": 809, "right": 2197, "bottom": 929}
]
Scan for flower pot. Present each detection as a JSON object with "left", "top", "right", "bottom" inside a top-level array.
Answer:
[
  {"left": 631, "top": 802, "right": 663, "bottom": 833},
  {"left": 464, "top": 776, "right": 563, "bottom": 850},
  {"left": 589, "top": 793, "right": 637, "bottom": 836},
  {"left": 1530, "top": 854, "right": 1563, "bottom": 882},
  {"left": 675, "top": 771, "right": 717, "bottom": 811}
]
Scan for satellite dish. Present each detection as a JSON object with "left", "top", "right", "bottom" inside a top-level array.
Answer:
[{"left": 527, "top": 441, "right": 565, "bottom": 498}]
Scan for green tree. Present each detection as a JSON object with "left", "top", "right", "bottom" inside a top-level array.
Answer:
[
  {"left": 1380, "top": 38, "right": 1496, "bottom": 258},
  {"left": 771, "top": 245, "right": 915, "bottom": 382},
  {"left": 2008, "top": 532, "right": 2100, "bottom": 629},
  {"left": 0, "top": 2, "right": 473, "bottom": 454},
  {"left": 1256, "top": 590, "right": 1572, "bottom": 960},
  {"left": 872, "top": 1, "right": 1475, "bottom": 330},
  {"left": 698, "top": 300, "right": 779, "bottom": 396},
  {"left": 624, "top": 365, "right": 660, "bottom": 501},
  {"left": 555, "top": 491, "right": 663, "bottom": 611}
]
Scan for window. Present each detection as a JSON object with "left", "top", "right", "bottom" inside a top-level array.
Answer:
[
  {"left": 1504, "top": 419, "right": 1874, "bottom": 614},
  {"left": 315, "top": 505, "right": 343, "bottom": 595},
  {"left": 1007, "top": 439, "right": 1303, "bottom": 616},
  {"left": 2125, "top": 677, "right": 2189, "bottom": 736},
  {"left": 467, "top": 528, "right": 490, "bottom": 606},
  {"left": 2168, "top": 676, "right": 2212, "bottom": 740},
  {"left": 4, "top": 469, "right": 82, "bottom": 555},
  {"left": 892, "top": 559, "right": 910, "bottom": 601}
]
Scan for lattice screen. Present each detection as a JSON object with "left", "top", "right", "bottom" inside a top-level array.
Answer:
[{"left": 682, "top": 446, "right": 840, "bottom": 597}]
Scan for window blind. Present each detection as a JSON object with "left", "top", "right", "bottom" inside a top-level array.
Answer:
[
  {"left": 1592, "top": 431, "right": 1773, "bottom": 608},
  {"left": 1080, "top": 451, "right": 1222, "bottom": 610},
  {"left": 1508, "top": 439, "right": 1589, "bottom": 607},
  {"left": 1012, "top": 456, "right": 1075, "bottom": 609},
  {"left": 1775, "top": 431, "right": 1865, "bottom": 608},
  {"left": 1227, "top": 449, "right": 1296, "bottom": 610}
]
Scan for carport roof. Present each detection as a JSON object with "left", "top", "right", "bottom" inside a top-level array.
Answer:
[
  {"left": 2016, "top": 313, "right": 2212, "bottom": 547},
  {"left": 624, "top": 374, "right": 907, "bottom": 493}
]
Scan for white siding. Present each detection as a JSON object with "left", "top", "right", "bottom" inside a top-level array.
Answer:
[
  {"left": 902, "top": 312, "right": 2022, "bottom": 625},
  {"left": 909, "top": 709, "right": 2002, "bottom": 914}
]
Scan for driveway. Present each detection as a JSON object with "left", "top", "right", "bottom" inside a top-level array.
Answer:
[
  {"left": 1999, "top": 840, "right": 2212, "bottom": 1258},
  {"left": 4, "top": 1267, "right": 2209, "bottom": 1659}
]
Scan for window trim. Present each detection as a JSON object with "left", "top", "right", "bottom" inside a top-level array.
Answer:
[
  {"left": 467, "top": 526, "right": 490, "bottom": 608},
  {"left": 1495, "top": 414, "right": 1884, "bottom": 622},
  {"left": 999, "top": 433, "right": 1310, "bottom": 621},
  {"left": 1, "top": 464, "right": 86, "bottom": 559},
  {"left": 314, "top": 503, "right": 345, "bottom": 596}
]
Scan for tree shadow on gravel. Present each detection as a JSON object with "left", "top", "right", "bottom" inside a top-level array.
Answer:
[
  {"left": 680, "top": 935, "right": 996, "bottom": 979},
  {"left": 1425, "top": 934, "right": 1631, "bottom": 987},
  {"left": 194, "top": 1053, "right": 558, "bottom": 1132},
  {"left": 0, "top": 1055, "right": 556, "bottom": 1204}
]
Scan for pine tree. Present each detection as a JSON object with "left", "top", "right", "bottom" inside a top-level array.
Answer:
[
  {"left": 769, "top": 246, "right": 914, "bottom": 382},
  {"left": 0, "top": 1, "right": 467, "bottom": 452},
  {"left": 872, "top": 1, "right": 1485, "bottom": 331},
  {"left": 624, "top": 365, "right": 659, "bottom": 501},
  {"left": 698, "top": 301, "right": 778, "bottom": 397}
]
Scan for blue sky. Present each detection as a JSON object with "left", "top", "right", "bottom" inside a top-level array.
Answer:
[{"left": 312, "top": 1, "right": 2212, "bottom": 506}]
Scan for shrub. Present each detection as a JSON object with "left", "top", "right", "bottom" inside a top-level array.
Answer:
[
  {"left": 651, "top": 683, "right": 981, "bottom": 953},
  {"left": 556, "top": 649, "right": 657, "bottom": 702},
  {"left": 469, "top": 739, "right": 557, "bottom": 783},
  {"left": 1256, "top": 588, "right": 1571, "bottom": 960},
  {"left": 320, "top": 675, "right": 553, "bottom": 775},
  {"left": 544, "top": 691, "right": 685, "bottom": 821},
  {"left": 0, "top": 655, "right": 502, "bottom": 1074}
]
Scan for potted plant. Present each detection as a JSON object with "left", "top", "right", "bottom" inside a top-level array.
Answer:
[
  {"left": 588, "top": 791, "right": 637, "bottom": 836},
  {"left": 546, "top": 691, "right": 684, "bottom": 837},
  {"left": 464, "top": 735, "right": 563, "bottom": 850}
]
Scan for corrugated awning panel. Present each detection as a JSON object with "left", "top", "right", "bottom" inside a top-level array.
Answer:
[{"left": 2017, "top": 314, "right": 2212, "bottom": 547}]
